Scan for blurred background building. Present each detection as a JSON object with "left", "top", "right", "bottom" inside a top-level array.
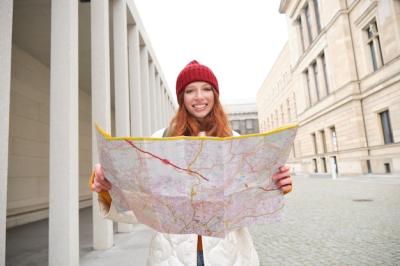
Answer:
[
  {"left": 224, "top": 102, "right": 260, "bottom": 134},
  {"left": 257, "top": 0, "right": 400, "bottom": 177}
]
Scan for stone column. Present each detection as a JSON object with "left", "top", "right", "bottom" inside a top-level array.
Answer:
[
  {"left": 168, "top": 100, "right": 172, "bottom": 122},
  {"left": 162, "top": 87, "right": 168, "bottom": 126},
  {"left": 148, "top": 62, "right": 156, "bottom": 132},
  {"left": 372, "top": 37, "right": 384, "bottom": 68},
  {"left": 0, "top": 1, "right": 13, "bottom": 264},
  {"left": 90, "top": 0, "right": 113, "bottom": 249},
  {"left": 170, "top": 102, "right": 175, "bottom": 119},
  {"left": 140, "top": 47, "right": 151, "bottom": 135},
  {"left": 155, "top": 74, "right": 162, "bottom": 129},
  {"left": 48, "top": 0, "right": 79, "bottom": 265},
  {"left": 113, "top": 0, "right": 132, "bottom": 233},
  {"left": 128, "top": 24, "right": 143, "bottom": 136}
]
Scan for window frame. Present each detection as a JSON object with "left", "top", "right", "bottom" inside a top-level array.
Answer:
[
  {"left": 379, "top": 110, "right": 394, "bottom": 144},
  {"left": 364, "top": 19, "right": 384, "bottom": 71}
]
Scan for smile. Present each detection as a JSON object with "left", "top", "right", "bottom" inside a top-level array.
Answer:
[{"left": 192, "top": 104, "right": 208, "bottom": 111}]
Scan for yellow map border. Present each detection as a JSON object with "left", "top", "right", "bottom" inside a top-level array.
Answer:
[{"left": 96, "top": 123, "right": 298, "bottom": 142}]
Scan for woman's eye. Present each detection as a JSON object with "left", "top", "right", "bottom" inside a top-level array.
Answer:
[
  {"left": 204, "top": 87, "right": 212, "bottom": 91},
  {"left": 185, "top": 89, "right": 193, "bottom": 94}
]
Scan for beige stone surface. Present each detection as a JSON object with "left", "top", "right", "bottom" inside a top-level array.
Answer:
[
  {"left": 7, "top": 45, "right": 93, "bottom": 227},
  {"left": 260, "top": 0, "right": 400, "bottom": 176}
]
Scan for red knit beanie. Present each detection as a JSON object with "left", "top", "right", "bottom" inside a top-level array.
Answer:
[{"left": 175, "top": 60, "right": 219, "bottom": 98}]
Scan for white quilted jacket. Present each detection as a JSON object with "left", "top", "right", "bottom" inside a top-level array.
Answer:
[{"left": 97, "top": 128, "right": 260, "bottom": 265}]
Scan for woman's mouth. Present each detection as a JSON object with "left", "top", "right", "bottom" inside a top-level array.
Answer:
[{"left": 192, "top": 104, "right": 208, "bottom": 111}]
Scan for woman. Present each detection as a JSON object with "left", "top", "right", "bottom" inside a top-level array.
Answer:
[{"left": 92, "top": 60, "right": 293, "bottom": 266}]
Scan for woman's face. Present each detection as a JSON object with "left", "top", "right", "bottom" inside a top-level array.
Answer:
[{"left": 183, "top": 81, "right": 215, "bottom": 121}]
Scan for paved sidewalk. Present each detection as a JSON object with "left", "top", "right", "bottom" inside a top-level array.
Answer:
[
  {"left": 6, "top": 174, "right": 400, "bottom": 265},
  {"left": 80, "top": 223, "right": 153, "bottom": 266},
  {"left": 6, "top": 207, "right": 154, "bottom": 266},
  {"left": 250, "top": 174, "right": 400, "bottom": 266}
]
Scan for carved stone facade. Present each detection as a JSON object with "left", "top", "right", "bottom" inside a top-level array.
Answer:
[{"left": 257, "top": 0, "right": 400, "bottom": 176}]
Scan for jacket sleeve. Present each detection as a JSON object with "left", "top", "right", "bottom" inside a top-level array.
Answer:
[{"left": 89, "top": 171, "right": 138, "bottom": 224}]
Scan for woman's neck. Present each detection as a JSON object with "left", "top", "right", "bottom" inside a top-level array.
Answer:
[{"left": 197, "top": 119, "right": 206, "bottom": 132}]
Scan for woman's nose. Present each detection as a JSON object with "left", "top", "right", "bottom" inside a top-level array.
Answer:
[{"left": 194, "top": 89, "right": 204, "bottom": 99}]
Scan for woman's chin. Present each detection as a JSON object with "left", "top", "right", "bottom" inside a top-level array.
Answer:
[{"left": 190, "top": 110, "right": 211, "bottom": 120}]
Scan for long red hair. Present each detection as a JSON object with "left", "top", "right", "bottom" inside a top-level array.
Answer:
[{"left": 167, "top": 89, "right": 232, "bottom": 137}]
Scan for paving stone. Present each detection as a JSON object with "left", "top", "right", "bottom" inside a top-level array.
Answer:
[{"left": 250, "top": 175, "right": 400, "bottom": 266}]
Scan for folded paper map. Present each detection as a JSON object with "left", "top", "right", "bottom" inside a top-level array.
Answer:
[{"left": 96, "top": 124, "right": 298, "bottom": 238}]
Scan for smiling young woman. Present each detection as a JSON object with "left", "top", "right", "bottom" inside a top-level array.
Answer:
[
  {"left": 167, "top": 60, "right": 231, "bottom": 138},
  {"left": 91, "top": 60, "right": 293, "bottom": 266}
]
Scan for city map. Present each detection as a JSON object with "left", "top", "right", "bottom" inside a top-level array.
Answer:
[{"left": 96, "top": 124, "right": 297, "bottom": 238}]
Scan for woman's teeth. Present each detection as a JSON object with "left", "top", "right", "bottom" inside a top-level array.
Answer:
[{"left": 193, "top": 104, "right": 207, "bottom": 110}]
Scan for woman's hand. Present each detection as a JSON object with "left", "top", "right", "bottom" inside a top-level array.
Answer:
[
  {"left": 92, "top": 163, "right": 112, "bottom": 192},
  {"left": 272, "top": 165, "right": 292, "bottom": 195}
]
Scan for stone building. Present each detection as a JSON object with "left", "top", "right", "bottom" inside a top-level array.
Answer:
[
  {"left": 257, "top": 0, "right": 400, "bottom": 177},
  {"left": 1, "top": 0, "right": 176, "bottom": 264},
  {"left": 224, "top": 103, "right": 260, "bottom": 135}
]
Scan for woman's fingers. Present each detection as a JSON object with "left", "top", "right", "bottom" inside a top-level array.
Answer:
[
  {"left": 93, "top": 178, "right": 111, "bottom": 192},
  {"left": 271, "top": 168, "right": 290, "bottom": 182},
  {"left": 276, "top": 176, "right": 292, "bottom": 187},
  {"left": 281, "top": 184, "right": 292, "bottom": 195},
  {"left": 92, "top": 181, "right": 102, "bottom": 192},
  {"left": 97, "top": 177, "right": 112, "bottom": 190},
  {"left": 279, "top": 165, "right": 290, "bottom": 172},
  {"left": 271, "top": 165, "right": 292, "bottom": 194},
  {"left": 95, "top": 163, "right": 104, "bottom": 180},
  {"left": 92, "top": 164, "right": 112, "bottom": 192}
]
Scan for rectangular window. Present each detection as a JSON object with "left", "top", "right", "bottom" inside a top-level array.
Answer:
[
  {"left": 313, "top": 0, "right": 321, "bottom": 33},
  {"left": 297, "top": 16, "right": 305, "bottom": 52},
  {"left": 240, "top": 120, "right": 246, "bottom": 131},
  {"left": 305, "top": 5, "right": 313, "bottom": 42},
  {"left": 313, "top": 158, "right": 318, "bottom": 173},
  {"left": 246, "top": 119, "right": 253, "bottom": 129},
  {"left": 312, "top": 61, "right": 320, "bottom": 101},
  {"left": 379, "top": 110, "right": 394, "bottom": 144},
  {"left": 320, "top": 129, "right": 327, "bottom": 153},
  {"left": 232, "top": 120, "right": 240, "bottom": 130},
  {"left": 330, "top": 126, "right": 338, "bottom": 151},
  {"left": 304, "top": 70, "right": 312, "bottom": 106},
  {"left": 280, "top": 105, "right": 284, "bottom": 124},
  {"left": 293, "top": 93, "right": 298, "bottom": 118},
  {"left": 321, "top": 52, "right": 329, "bottom": 93},
  {"left": 332, "top": 156, "right": 338, "bottom": 174},
  {"left": 366, "top": 160, "right": 372, "bottom": 173},
  {"left": 365, "top": 20, "right": 384, "bottom": 71},
  {"left": 321, "top": 157, "right": 327, "bottom": 173},
  {"left": 311, "top": 133, "right": 318, "bottom": 154},
  {"left": 384, "top": 163, "right": 391, "bottom": 173}
]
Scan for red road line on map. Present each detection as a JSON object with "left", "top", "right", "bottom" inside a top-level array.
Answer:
[{"left": 125, "top": 139, "right": 209, "bottom": 181}]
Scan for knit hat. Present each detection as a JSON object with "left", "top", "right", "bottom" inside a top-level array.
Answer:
[{"left": 175, "top": 60, "right": 219, "bottom": 98}]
